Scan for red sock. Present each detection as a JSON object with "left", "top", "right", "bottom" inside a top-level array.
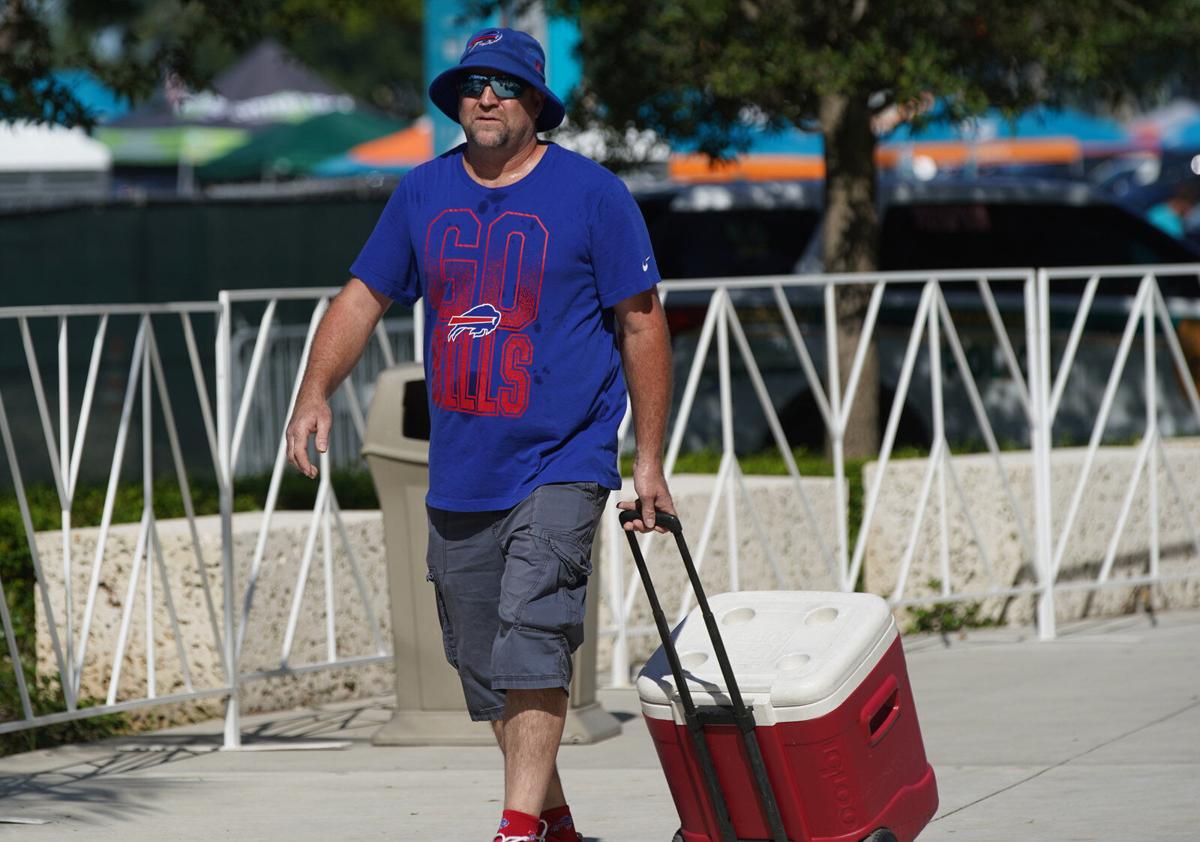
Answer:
[
  {"left": 541, "top": 805, "right": 579, "bottom": 841},
  {"left": 498, "top": 809, "right": 541, "bottom": 840}
]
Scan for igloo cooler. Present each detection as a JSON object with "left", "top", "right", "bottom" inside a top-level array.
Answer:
[{"left": 619, "top": 508, "right": 937, "bottom": 842}]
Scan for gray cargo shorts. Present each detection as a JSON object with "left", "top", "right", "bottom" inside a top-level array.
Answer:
[{"left": 425, "top": 481, "right": 609, "bottom": 721}]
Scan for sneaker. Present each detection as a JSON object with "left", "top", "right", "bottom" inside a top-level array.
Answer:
[{"left": 494, "top": 818, "right": 548, "bottom": 842}]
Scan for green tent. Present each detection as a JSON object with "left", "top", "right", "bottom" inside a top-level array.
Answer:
[
  {"left": 197, "top": 111, "right": 406, "bottom": 183},
  {"left": 98, "top": 41, "right": 358, "bottom": 168},
  {"left": 97, "top": 125, "right": 250, "bottom": 166}
]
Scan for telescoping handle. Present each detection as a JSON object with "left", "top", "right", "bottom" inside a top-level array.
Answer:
[
  {"left": 619, "top": 505, "right": 788, "bottom": 842},
  {"left": 618, "top": 506, "right": 750, "bottom": 718}
]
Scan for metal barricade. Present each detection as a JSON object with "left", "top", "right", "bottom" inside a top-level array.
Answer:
[{"left": 2, "top": 264, "right": 1199, "bottom": 736}]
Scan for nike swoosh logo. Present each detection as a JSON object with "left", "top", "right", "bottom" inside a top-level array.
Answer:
[{"left": 642, "top": 256, "right": 650, "bottom": 272}]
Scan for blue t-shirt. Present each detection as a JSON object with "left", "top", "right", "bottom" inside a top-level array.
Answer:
[{"left": 351, "top": 142, "right": 660, "bottom": 511}]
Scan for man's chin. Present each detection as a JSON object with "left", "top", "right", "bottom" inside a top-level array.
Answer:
[{"left": 466, "top": 125, "right": 508, "bottom": 147}]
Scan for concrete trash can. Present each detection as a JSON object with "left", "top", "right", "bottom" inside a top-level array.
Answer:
[{"left": 362, "top": 362, "right": 621, "bottom": 746}]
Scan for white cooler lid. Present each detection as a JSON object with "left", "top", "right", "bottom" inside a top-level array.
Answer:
[{"left": 637, "top": 591, "right": 895, "bottom": 715}]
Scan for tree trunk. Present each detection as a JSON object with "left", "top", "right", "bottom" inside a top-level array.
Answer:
[{"left": 820, "top": 91, "right": 880, "bottom": 459}]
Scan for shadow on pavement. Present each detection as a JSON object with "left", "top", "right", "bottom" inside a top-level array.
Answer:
[{"left": 0, "top": 701, "right": 388, "bottom": 820}]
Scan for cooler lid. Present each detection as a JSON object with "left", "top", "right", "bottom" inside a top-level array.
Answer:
[{"left": 636, "top": 591, "right": 895, "bottom": 711}]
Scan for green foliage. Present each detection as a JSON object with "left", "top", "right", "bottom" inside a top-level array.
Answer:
[
  {"left": 0, "top": 0, "right": 95, "bottom": 125},
  {"left": 905, "top": 579, "right": 1002, "bottom": 634},
  {"left": 265, "top": 0, "right": 426, "bottom": 118},
  {"left": 1, "top": 0, "right": 424, "bottom": 126},
  {"left": 547, "top": 0, "right": 1200, "bottom": 162}
]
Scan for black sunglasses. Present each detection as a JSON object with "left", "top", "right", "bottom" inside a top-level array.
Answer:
[{"left": 457, "top": 73, "right": 528, "bottom": 100}]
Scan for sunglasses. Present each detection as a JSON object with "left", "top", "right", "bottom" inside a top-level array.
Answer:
[{"left": 457, "top": 73, "right": 528, "bottom": 100}]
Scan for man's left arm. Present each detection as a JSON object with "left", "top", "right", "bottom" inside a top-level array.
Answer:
[{"left": 614, "top": 288, "right": 676, "bottom": 533}]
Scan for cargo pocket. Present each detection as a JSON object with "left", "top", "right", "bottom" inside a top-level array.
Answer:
[
  {"left": 547, "top": 532, "right": 593, "bottom": 586},
  {"left": 546, "top": 531, "right": 592, "bottom": 638},
  {"left": 425, "top": 570, "right": 458, "bottom": 669}
]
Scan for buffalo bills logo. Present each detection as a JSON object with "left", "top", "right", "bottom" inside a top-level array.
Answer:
[
  {"left": 447, "top": 303, "right": 501, "bottom": 340},
  {"left": 466, "top": 31, "right": 503, "bottom": 52}
]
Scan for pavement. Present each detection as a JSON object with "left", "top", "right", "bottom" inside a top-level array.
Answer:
[{"left": 0, "top": 608, "right": 1197, "bottom": 841}]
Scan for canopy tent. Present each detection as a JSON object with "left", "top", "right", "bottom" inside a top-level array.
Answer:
[
  {"left": 197, "top": 110, "right": 407, "bottom": 182},
  {"left": 96, "top": 124, "right": 249, "bottom": 168},
  {"left": 0, "top": 121, "right": 111, "bottom": 171},
  {"left": 0, "top": 121, "right": 111, "bottom": 205},
  {"left": 97, "top": 40, "right": 357, "bottom": 167},
  {"left": 310, "top": 117, "right": 433, "bottom": 177}
]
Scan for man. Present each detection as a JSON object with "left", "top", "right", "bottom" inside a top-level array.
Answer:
[{"left": 285, "top": 27, "right": 675, "bottom": 842}]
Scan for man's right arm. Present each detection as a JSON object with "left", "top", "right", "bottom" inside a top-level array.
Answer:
[{"left": 286, "top": 278, "right": 392, "bottom": 479}]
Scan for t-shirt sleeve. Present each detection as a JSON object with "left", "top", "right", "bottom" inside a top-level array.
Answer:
[
  {"left": 349, "top": 179, "right": 422, "bottom": 306},
  {"left": 589, "top": 177, "right": 661, "bottom": 309}
]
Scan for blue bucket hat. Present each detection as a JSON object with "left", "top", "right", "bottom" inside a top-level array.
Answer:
[{"left": 428, "top": 27, "right": 566, "bottom": 133}]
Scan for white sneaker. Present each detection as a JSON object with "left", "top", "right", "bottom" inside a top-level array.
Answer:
[{"left": 493, "top": 818, "right": 548, "bottom": 842}]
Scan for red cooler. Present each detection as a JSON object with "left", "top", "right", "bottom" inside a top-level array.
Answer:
[{"left": 619, "top": 509, "right": 937, "bottom": 842}]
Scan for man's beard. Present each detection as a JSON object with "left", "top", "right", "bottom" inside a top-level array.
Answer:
[{"left": 465, "top": 118, "right": 511, "bottom": 148}]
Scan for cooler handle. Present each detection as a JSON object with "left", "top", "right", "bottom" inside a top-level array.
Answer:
[
  {"left": 619, "top": 504, "right": 788, "bottom": 842},
  {"left": 861, "top": 674, "right": 901, "bottom": 747},
  {"left": 620, "top": 507, "right": 683, "bottom": 535},
  {"left": 619, "top": 506, "right": 748, "bottom": 716}
]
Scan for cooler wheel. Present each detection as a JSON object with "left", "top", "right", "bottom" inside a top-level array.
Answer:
[{"left": 668, "top": 830, "right": 896, "bottom": 842}]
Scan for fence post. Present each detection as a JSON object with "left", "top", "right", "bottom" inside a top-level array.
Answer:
[
  {"left": 1144, "top": 279, "right": 1159, "bottom": 606},
  {"left": 216, "top": 291, "right": 242, "bottom": 748},
  {"left": 57, "top": 315, "right": 76, "bottom": 705},
  {"left": 716, "top": 291, "right": 738, "bottom": 590},
  {"left": 822, "top": 285, "right": 850, "bottom": 590},
  {"left": 1028, "top": 269, "right": 1057, "bottom": 640}
]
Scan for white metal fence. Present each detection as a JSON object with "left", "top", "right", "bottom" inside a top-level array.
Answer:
[
  {"left": 0, "top": 303, "right": 230, "bottom": 734},
  {"left": 2, "top": 265, "right": 1199, "bottom": 741}
]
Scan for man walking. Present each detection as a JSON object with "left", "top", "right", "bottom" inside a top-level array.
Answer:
[{"left": 285, "top": 27, "right": 675, "bottom": 842}]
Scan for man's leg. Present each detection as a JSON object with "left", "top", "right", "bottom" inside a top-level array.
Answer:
[
  {"left": 491, "top": 717, "right": 568, "bottom": 810},
  {"left": 491, "top": 482, "right": 607, "bottom": 838},
  {"left": 498, "top": 688, "right": 568, "bottom": 814}
]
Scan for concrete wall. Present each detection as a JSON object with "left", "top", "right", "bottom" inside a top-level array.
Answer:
[
  {"left": 34, "top": 449, "right": 1200, "bottom": 717},
  {"left": 35, "top": 510, "right": 393, "bottom": 718},
  {"left": 34, "top": 474, "right": 844, "bottom": 713}
]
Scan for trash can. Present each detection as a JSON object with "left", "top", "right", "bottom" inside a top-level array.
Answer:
[{"left": 363, "top": 362, "right": 621, "bottom": 745}]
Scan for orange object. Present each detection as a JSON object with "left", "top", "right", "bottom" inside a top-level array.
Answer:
[
  {"left": 876, "top": 137, "right": 1081, "bottom": 167},
  {"left": 349, "top": 118, "right": 433, "bottom": 166},
  {"left": 669, "top": 136, "right": 1083, "bottom": 183},
  {"left": 669, "top": 153, "right": 826, "bottom": 182}
]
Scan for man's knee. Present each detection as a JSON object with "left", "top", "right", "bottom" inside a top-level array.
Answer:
[{"left": 504, "top": 686, "right": 569, "bottom": 715}]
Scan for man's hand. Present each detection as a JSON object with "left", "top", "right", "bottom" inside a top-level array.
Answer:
[
  {"left": 282, "top": 278, "right": 391, "bottom": 480},
  {"left": 286, "top": 390, "right": 332, "bottom": 480},
  {"left": 616, "top": 459, "right": 676, "bottom": 533}
]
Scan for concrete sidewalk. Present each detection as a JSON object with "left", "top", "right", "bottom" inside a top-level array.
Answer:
[{"left": 1, "top": 609, "right": 1197, "bottom": 841}]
